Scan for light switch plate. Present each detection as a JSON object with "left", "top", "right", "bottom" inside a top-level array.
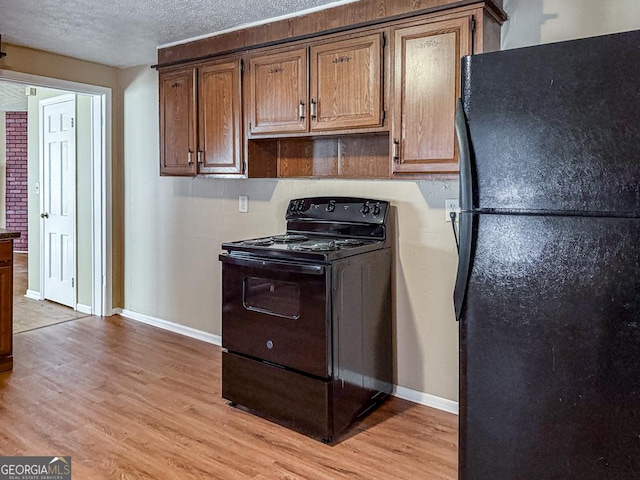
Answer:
[{"left": 239, "top": 195, "right": 248, "bottom": 213}]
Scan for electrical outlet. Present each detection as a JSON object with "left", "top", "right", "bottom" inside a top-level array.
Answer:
[
  {"left": 239, "top": 195, "right": 249, "bottom": 213},
  {"left": 445, "top": 198, "right": 460, "bottom": 222}
]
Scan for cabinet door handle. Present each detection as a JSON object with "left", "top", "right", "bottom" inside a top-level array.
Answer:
[
  {"left": 299, "top": 101, "right": 305, "bottom": 120},
  {"left": 310, "top": 99, "right": 317, "bottom": 121},
  {"left": 188, "top": 149, "right": 193, "bottom": 165},
  {"left": 392, "top": 139, "right": 400, "bottom": 162},
  {"left": 197, "top": 150, "right": 203, "bottom": 164}
]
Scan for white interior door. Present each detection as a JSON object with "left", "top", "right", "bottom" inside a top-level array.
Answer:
[{"left": 41, "top": 95, "right": 76, "bottom": 308}]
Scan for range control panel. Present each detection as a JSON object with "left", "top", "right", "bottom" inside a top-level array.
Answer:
[{"left": 286, "top": 197, "right": 389, "bottom": 224}]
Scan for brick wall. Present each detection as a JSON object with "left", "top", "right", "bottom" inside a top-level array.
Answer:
[{"left": 5, "top": 112, "right": 28, "bottom": 251}]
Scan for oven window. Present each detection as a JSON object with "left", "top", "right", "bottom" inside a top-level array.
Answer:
[{"left": 243, "top": 277, "right": 301, "bottom": 319}]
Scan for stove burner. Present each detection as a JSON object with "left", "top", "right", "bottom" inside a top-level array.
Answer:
[
  {"left": 334, "top": 239, "right": 365, "bottom": 247},
  {"left": 292, "top": 241, "right": 338, "bottom": 252},
  {"left": 241, "top": 238, "right": 274, "bottom": 246},
  {"left": 271, "top": 234, "right": 309, "bottom": 243}
]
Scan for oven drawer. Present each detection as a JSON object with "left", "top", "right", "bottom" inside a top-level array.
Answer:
[
  {"left": 221, "top": 254, "right": 330, "bottom": 378},
  {"left": 222, "top": 351, "right": 332, "bottom": 441}
]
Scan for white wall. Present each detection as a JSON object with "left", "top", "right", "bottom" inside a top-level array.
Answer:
[
  {"left": 121, "top": 1, "right": 640, "bottom": 404},
  {"left": 503, "top": 0, "right": 640, "bottom": 49}
]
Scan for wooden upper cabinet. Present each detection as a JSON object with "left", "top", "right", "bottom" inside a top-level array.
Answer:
[
  {"left": 310, "top": 33, "right": 383, "bottom": 131},
  {"left": 159, "top": 59, "right": 244, "bottom": 177},
  {"left": 247, "top": 32, "right": 384, "bottom": 136},
  {"left": 391, "top": 16, "right": 472, "bottom": 175},
  {"left": 248, "top": 49, "right": 308, "bottom": 135},
  {"left": 198, "top": 60, "right": 243, "bottom": 175},
  {"left": 159, "top": 68, "right": 197, "bottom": 176},
  {"left": 158, "top": 4, "right": 503, "bottom": 178}
]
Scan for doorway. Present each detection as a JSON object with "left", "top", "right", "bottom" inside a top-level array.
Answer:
[{"left": 0, "top": 70, "right": 112, "bottom": 318}]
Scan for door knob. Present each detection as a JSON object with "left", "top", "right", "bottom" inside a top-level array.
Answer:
[{"left": 40, "top": 213, "right": 49, "bottom": 218}]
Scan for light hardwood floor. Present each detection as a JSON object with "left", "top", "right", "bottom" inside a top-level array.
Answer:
[
  {"left": 0, "top": 316, "right": 458, "bottom": 479},
  {"left": 12, "top": 253, "right": 89, "bottom": 333}
]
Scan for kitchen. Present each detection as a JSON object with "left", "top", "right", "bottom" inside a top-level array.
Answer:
[{"left": 0, "top": 0, "right": 639, "bottom": 478}]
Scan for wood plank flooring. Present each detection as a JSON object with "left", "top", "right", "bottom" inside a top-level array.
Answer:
[
  {"left": 12, "top": 253, "right": 89, "bottom": 333},
  {"left": 0, "top": 316, "right": 458, "bottom": 479}
]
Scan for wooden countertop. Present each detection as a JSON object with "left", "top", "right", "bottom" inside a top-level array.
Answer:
[{"left": 0, "top": 229, "right": 20, "bottom": 240}]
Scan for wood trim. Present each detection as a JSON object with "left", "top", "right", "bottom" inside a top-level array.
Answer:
[{"left": 155, "top": 0, "right": 506, "bottom": 68}]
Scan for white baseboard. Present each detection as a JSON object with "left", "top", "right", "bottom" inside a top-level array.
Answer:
[
  {"left": 393, "top": 385, "right": 459, "bottom": 415},
  {"left": 25, "top": 290, "right": 42, "bottom": 301},
  {"left": 76, "top": 303, "right": 92, "bottom": 315},
  {"left": 119, "top": 309, "right": 222, "bottom": 346},
  {"left": 117, "top": 309, "right": 458, "bottom": 415}
]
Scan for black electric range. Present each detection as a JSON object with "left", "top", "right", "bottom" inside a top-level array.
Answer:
[{"left": 219, "top": 196, "right": 394, "bottom": 443}]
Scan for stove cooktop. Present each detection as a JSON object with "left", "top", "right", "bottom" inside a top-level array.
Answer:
[
  {"left": 222, "top": 234, "right": 384, "bottom": 262},
  {"left": 221, "top": 197, "right": 392, "bottom": 263}
]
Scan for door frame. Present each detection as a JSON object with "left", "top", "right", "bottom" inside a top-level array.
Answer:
[
  {"left": 39, "top": 93, "right": 77, "bottom": 308},
  {"left": 0, "top": 68, "right": 113, "bottom": 316}
]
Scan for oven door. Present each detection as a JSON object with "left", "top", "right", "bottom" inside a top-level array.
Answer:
[{"left": 220, "top": 254, "right": 330, "bottom": 378}]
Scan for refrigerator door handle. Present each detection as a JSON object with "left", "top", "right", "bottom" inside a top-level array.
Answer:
[
  {"left": 453, "top": 98, "right": 475, "bottom": 321},
  {"left": 455, "top": 99, "right": 473, "bottom": 212},
  {"left": 453, "top": 211, "right": 473, "bottom": 321}
]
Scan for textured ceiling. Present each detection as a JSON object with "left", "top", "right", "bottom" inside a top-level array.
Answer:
[
  {"left": 0, "top": 0, "right": 355, "bottom": 68},
  {"left": 0, "top": 81, "right": 28, "bottom": 111}
]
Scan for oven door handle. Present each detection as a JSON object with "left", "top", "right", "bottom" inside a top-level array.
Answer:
[{"left": 219, "top": 254, "right": 326, "bottom": 275}]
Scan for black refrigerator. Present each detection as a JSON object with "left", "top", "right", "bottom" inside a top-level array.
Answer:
[{"left": 454, "top": 30, "right": 640, "bottom": 479}]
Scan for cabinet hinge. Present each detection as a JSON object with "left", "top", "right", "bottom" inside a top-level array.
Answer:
[
  {"left": 71, "top": 278, "right": 75, "bottom": 288},
  {"left": 382, "top": 32, "right": 386, "bottom": 49},
  {"left": 470, "top": 15, "right": 476, "bottom": 33},
  {"left": 240, "top": 59, "right": 245, "bottom": 74},
  {"left": 243, "top": 160, "right": 247, "bottom": 174},
  {"left": 71, "top": 118, "right": 75, "bottom": 128},
  {"left": 382, "top": 110, "right": 386, "bottom": 123}
]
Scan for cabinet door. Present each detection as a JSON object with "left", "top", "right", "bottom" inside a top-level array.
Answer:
[
  {"left": 310, "top": 33, "right": 383, "bottom": 131},
  {"left": 392, "top": 17, "right": 472, "bottom": 174},
  {"left": 0, "top": 263, "right": 12, "bottom": 359},
  {"left": 159, "top": 67, "right": 197, "bottom": 176},
  {"left": 198, "top": 60, "right": 244, "bottom": 175},
  {"left": 248, "top": 48, "right": 308, "bottom": 135}
]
